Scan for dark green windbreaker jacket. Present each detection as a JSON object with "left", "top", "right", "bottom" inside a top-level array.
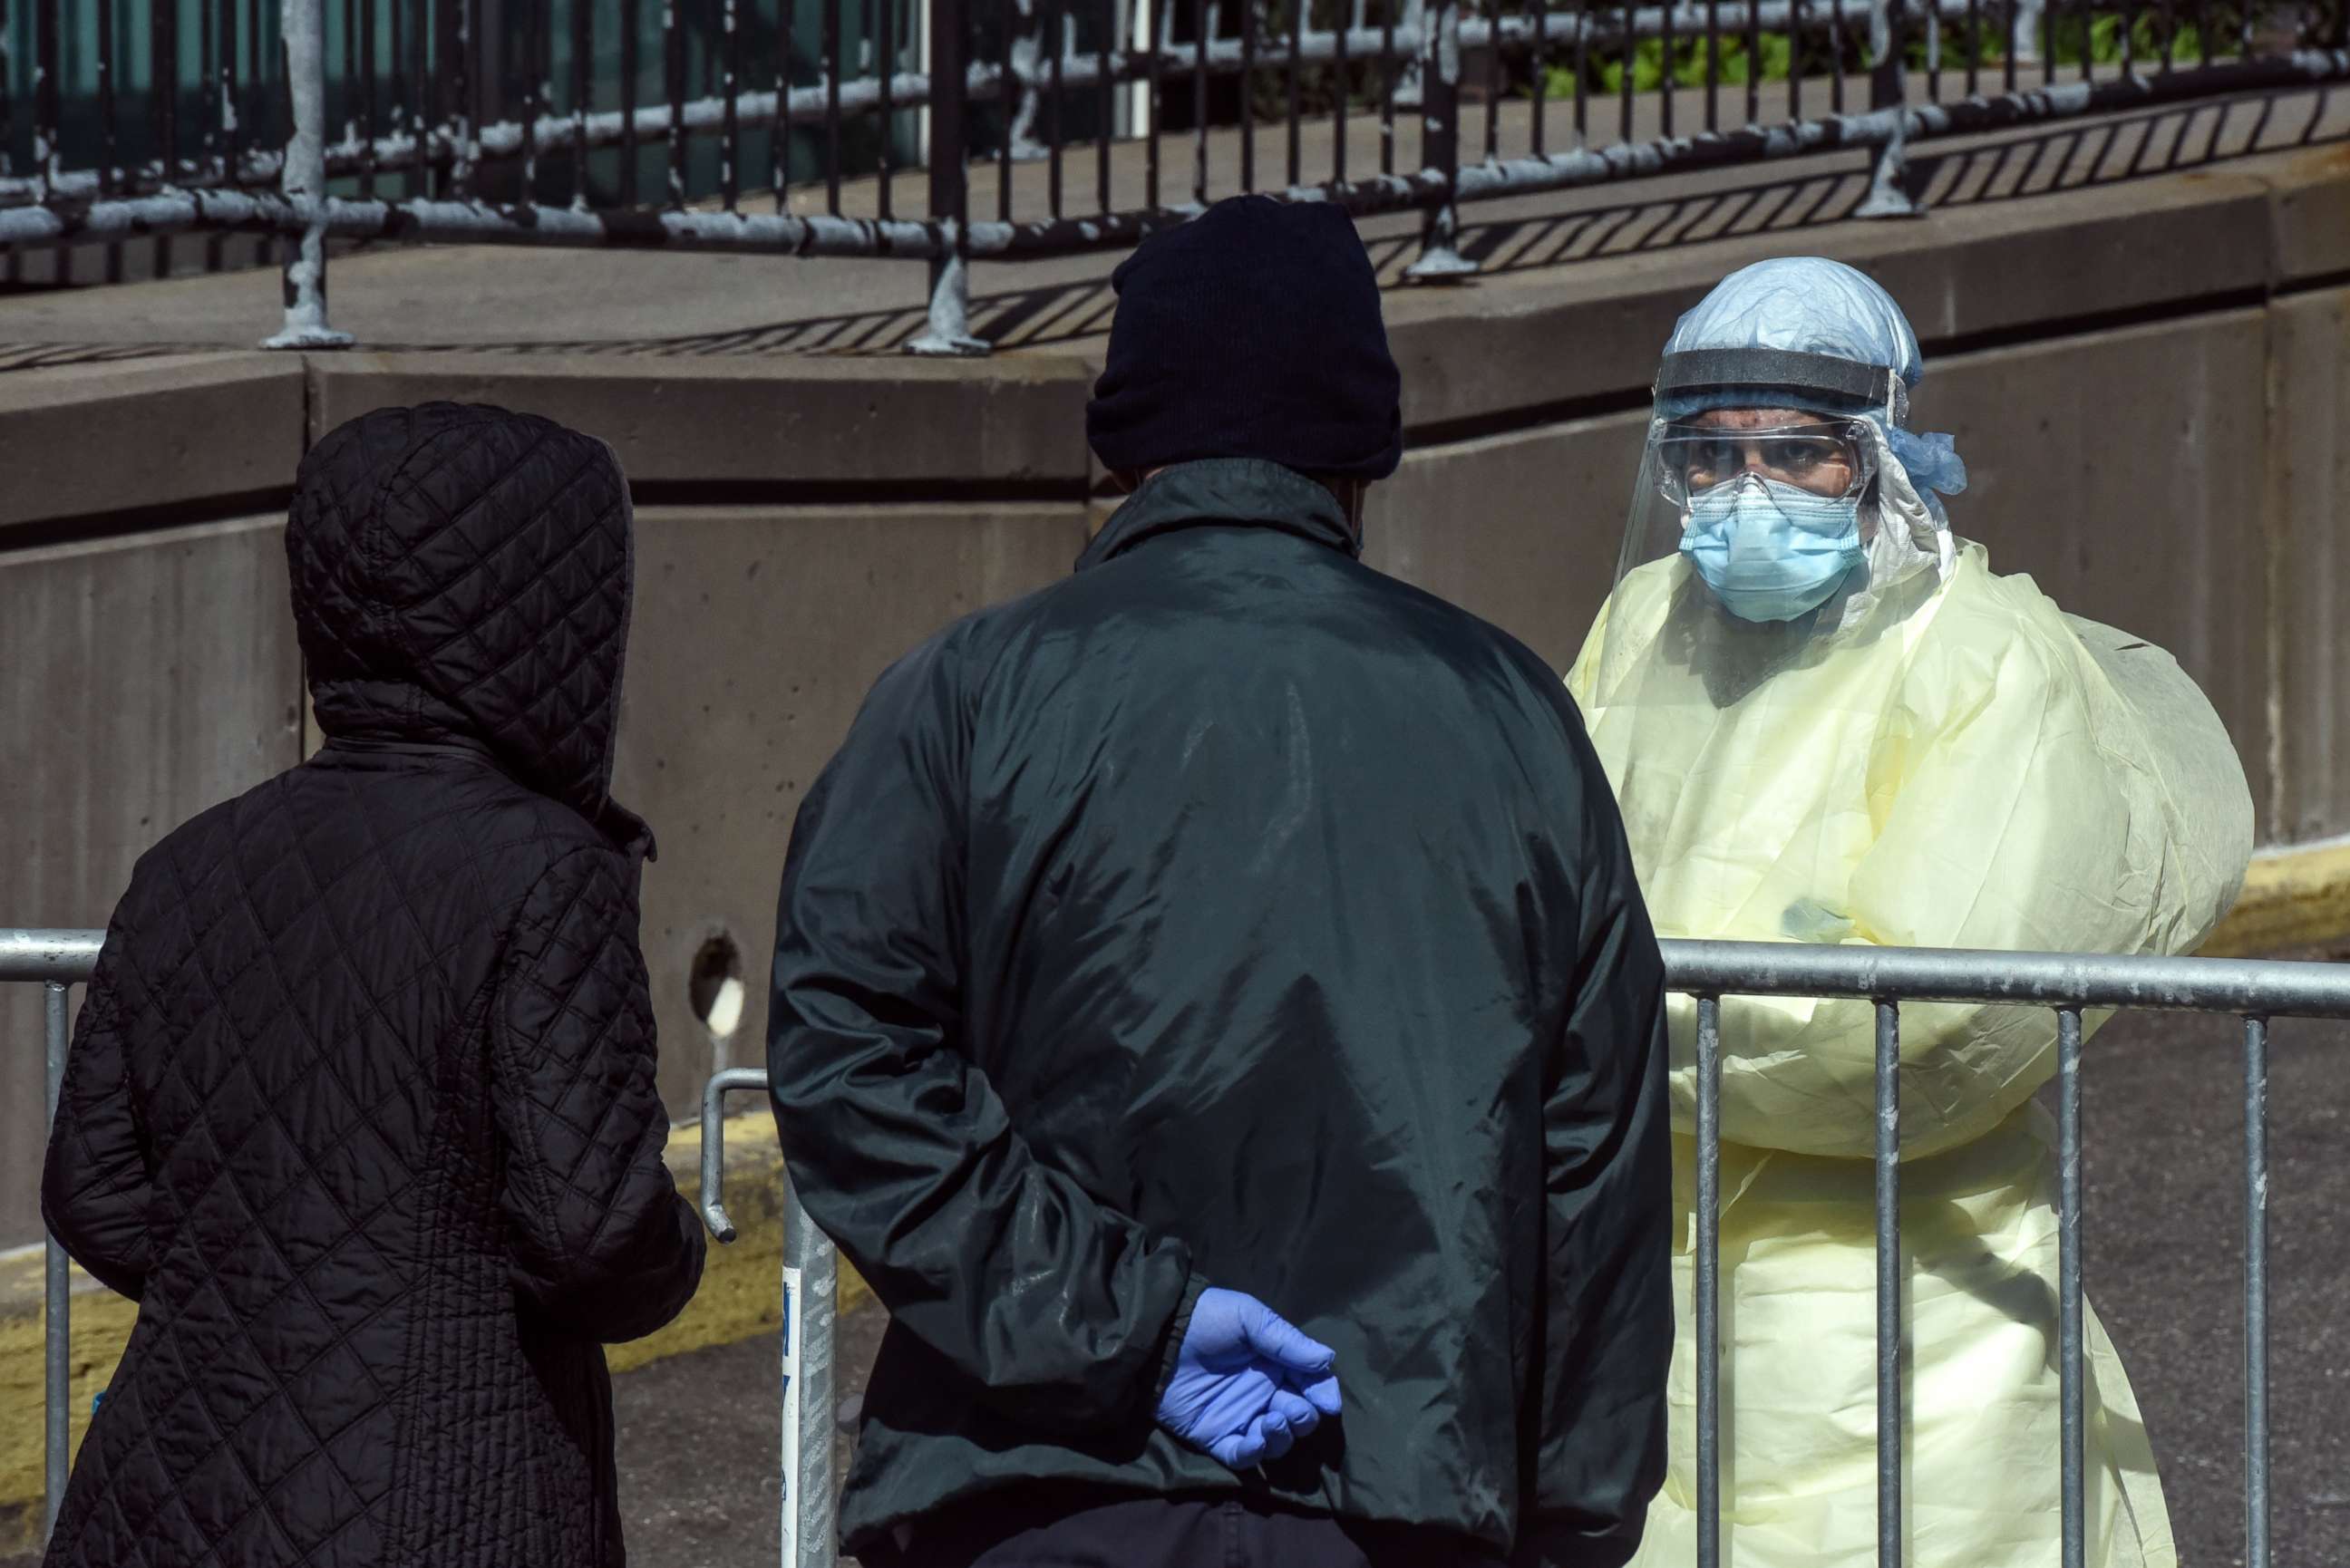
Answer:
[{"left": 768, "top": 459, "right": 1671, "bottom": 1565}]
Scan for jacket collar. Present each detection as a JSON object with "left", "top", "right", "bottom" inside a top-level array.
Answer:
[{"left": 1077, "top": 459, "right": 1363, "bottom": 571}]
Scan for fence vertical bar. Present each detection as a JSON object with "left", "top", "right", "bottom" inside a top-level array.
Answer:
[
  {"left": 1695, "top": 996, "right": 1724, "bottom": 1568},
  {"left": 911, "top": 0, "right": 986, "bottom": 353},
  {"left": 581, "top": 0, "right": 597, "bottom": 206},
  {"left": 1573, "top": 0, "right": 1586, "bottom": 140},
  {"left": 1405, "top": 0, "right": 1474, "bottom": 275},
  {"left": 1, "top": 0, "right": 14, "bottom": 184},
  {"left": 878, "top": 0, "right": 897, "bottom": 217},
  {"left": 410, "top": 0, "right": 429, "bottom": 198},
  {"left": 1858, "top": 0, "right": 1915, "bottom": 214},
  {"left": 665, "top": 0, "right": 687, "bottom": 205},
  {"left": 1481, "top": 0, "right": 1499, "bottom": 156},
  {"left": 44, "top": 981, "right": 70, "bottom": 1545},
  {"left": 1830, "top": 0, "right": 1843, "bottom": 109},
  {"left": 1706, "top": 0, "right": 1720, "bottom": 130},
  {"left": 1964, "top": 0, "right": 1977, "bottom": 94},
  {"left": 1241, "top": 0, "right": 1258, "bottom": 187},
  {"left": 266, "top": 0, "right": 353, "bottom": 345},
  {"left": 35, "top": 0, "right": 59, "bottom": 193},
  {"left": 1743, "top": 0, "right": 1758, "bottom": 123},
  {"left": 997, "top": 0, "right": 1015, "bottom": 215},
  {"left": 1787, "top": 0, "right": 1800, "bottom": 118},
  {"left": 202, "top": 0, "right": 219, "bottom": 173},
  {"left": 821, "top": 0, "right": 840, "bottom": 208},
  {"left": 722, "top": 0, "right": 742, "bottom": 206},
  {"left": 1100, "top": 0, "right": 1114, "bottom": 208},
  {"left": 1380, "top": 0, "right": 1395, "bottom": 170},
  {"left": 616, "top": 0, "right": 639, "bottom": 200},
  {"left": 1529, "top": 0, "right": 1545, "bottom": 153},
  {"left": 359, "top": 0, "right": 378, "bottom": 196},
  {"left": 99, "top": 0, "right": 121, "bottom": 193},
  {"left": 1874, "top": 999, "right": 1902, "bottom": 1568},
  {"left": 1286, "top": 0, "right": 1301, "bottom": 181},
  {"left": 252, "top": 0, "right": 274, "bottom": 153},
  {"left": 1043, "top": 0, "right": 1061, "bottom": 213},
  {"left": 2058, "top": 1006, "right": 2086, "bottom": 1568},
  {"left": 1190, "top": 0, "right": 1206, "bottom": 199},
  {"left": 1658, "top": 0, "right": 1674, "bottom": 136},
  {"left": 2244, "top": 1014, "right": 2270, "bottom": 1568},
  {"left": 1338, "top": 0, "right": 1354, "bottom": 182},
  {"left": 1617, "top": 0, "right": 1630, "bottom": 139},
  {"left": 1147, "top": 0, "right": 1163, "bottom": 204},
  {"left": 160, "top": 0, "right": 182, "bottom": 182}
]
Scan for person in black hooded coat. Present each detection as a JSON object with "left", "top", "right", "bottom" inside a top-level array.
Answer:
[{"left": 39, "top": 402, "right": 704, "bottom": 1568}]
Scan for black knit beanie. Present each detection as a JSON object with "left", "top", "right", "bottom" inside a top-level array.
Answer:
[{"left": 1086, "top": 196, "right": 1403, "bottom": 482}]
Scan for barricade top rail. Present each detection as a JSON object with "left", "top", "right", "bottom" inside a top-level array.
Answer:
[
  {"left": 0, "top": 929, "right": 103, "bottom": 983},
  {"left": 1665, "top": 938, "right": 2350, "bottom": 1018}
]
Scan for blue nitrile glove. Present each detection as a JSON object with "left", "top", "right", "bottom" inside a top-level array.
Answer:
[{"left": 1157, "top": 1287, "right": 1344, "bottom": 1469}]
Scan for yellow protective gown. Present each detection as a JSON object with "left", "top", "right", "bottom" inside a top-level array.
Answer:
[{"left": 1566, "top": 540, "right": 2253, "bottom": 1568}]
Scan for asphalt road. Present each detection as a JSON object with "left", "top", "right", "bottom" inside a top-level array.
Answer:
[{"left": 14, "top": 946, "right": 2343, "bottom": 1568}]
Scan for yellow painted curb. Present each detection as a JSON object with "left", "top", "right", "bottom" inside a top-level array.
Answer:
[
  {"left": 0, "top": 1109, "right": 869, "bottom": 1553},
  {"left": 2199, "top": 837, "right": 2350, "bottom": 958}
]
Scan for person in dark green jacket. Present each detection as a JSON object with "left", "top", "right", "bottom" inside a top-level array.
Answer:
[{"left": 767, "top": 195, "right": 1672, "bottom": 1568}]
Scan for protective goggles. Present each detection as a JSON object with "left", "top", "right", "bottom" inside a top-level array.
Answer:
[{"left": 1654, "top": 420, "right": 1873, "bottom": 507}]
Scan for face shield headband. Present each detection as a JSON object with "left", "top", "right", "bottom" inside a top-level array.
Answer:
[{"left": 1653, "top": 346, "right": 1911, "bottom": 428}]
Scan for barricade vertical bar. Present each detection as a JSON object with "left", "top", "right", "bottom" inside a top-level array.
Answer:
[
  {"left": 267, "top": 0, "right": 354, "bottom": 346},
  {"left": 44, "top": 981, "right": 71, "bottom": 1545},
  {"left": 2058, "top": 1007, "right": 2086, "bottom": 1568},
  {"left": 1695, "top": 995, "right": 1724, "bottom": 1568},
  {"left": 1875, "top": 999, "right": 1901, "bottom": 1568},
  {"left": 780, "top": 1167, "right": 840, "bottom": 1568},
  {"left": 1404, "top": 0, "right": 1474, "bottom": 276},
  {"left": 2244, "top": 1014, "right": 2270, "bottom": 1568}
]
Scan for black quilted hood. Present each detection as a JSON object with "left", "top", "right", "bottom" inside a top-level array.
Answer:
[{"left": 287, "top": 402, "right": 649, "bottom": 851}]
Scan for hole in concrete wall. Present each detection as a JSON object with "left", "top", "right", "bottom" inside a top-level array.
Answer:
[{"left": 689, "top": 932, "right": 746, "bottom": 1040}]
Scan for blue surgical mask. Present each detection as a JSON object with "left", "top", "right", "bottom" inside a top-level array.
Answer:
[{"left": 1678, "top": 475, "right": 1866, "bottom": 623}]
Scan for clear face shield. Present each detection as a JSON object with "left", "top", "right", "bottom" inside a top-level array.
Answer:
[{"left": 1586, "top": 349, "right": 1948, "bottom": 713}]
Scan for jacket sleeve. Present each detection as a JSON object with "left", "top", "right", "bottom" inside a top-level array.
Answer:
[
  {"left": 1518, "top": 720, "right": 1674, "bottom": 1568},
  {"left": 491, "top": 845, "right": 705, "bottom": 1343},
  {"left": 768, "top": 637, "right": 1199, "bottom": 1434},
  {"left": 40, "top": 923, "right": 154, "bottom": 1302}
]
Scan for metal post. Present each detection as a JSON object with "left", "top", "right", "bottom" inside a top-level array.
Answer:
[
  {"left": 2244, "top": 1014, "right": 2271, "bottom": 1568},
  {"left": 910, "top": 0, "right": 989, "bottom": 353},
  {"left": 2058, "top": 1007, "right": 2086, "bottom": 1568},
  {"left": 1874, "top": 999, "right": 1902, "bottom": 1567},
  {"left": 1404, "top": 0, "right": 1475, "bottom": 277},
  {"left": 1695, "top": 996, "right": 1724, "bottom": 1568},
  {"left": 1857, "top": 0, "right": 1919, "bottom": 215},
  {"left": 44, "top": 980, "right": 71, "bottom": 1544},
  {"left": 265, "top": 0, "right": 355, "bottom": 346},
  {"left": 781, "top": 1167, "right": 840, "bottom": 1568}
]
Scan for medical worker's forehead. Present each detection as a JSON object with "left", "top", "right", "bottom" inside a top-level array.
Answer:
[{"left": 1686, "top": 406, "right": 1837, "bottom": 431}]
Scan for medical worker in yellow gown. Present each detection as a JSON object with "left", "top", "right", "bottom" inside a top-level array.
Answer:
[{"left": 1566, "top": 256, "right": 2253, "bottom": 1568}]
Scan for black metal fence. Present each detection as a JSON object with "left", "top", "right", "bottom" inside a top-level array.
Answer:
[{"left": 3, "top": 0, "right": 2345, "bottom": 347}]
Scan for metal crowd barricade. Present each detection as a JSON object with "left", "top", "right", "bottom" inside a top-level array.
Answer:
[
  {"left": 3, "top": 926, "right": 103, "bottom": 1549},
  {"left": 702, "top": 937, "right": 2350, "bottom": 1568}
]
